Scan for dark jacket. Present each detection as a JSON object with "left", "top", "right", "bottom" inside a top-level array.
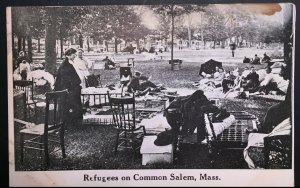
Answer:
[
  {"left": 54, "top": 57, "right": 83, "bottom": 121},
  {"left": 245, "top": 72, "right": 259, "bottom": 84},
  {"left": 54, "top": 58, "right": 81, "bottom": 91},
  {"left": 165, "top": 90, "right": 218, "bottom": 141}
]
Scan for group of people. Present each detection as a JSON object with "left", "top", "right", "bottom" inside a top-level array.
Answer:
[
  {"left": 243, "top": 53, "right": 272, "bottom": 66},
  {"left": 54, "top": 48, "right": 95, "bottom": 125},
  {"left": 194, "top": 63, "right": 289, "bottom": 97},
  {"left": 120, "top": 69, "right": 164, "bottom": 96}
]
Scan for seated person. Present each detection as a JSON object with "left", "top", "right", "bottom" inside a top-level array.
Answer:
[
  {"left": 222, "top": 71, "right": 237, "bottom": 93},
  {"left": 248, "top": 64, "right": 291, "bottom": 134},
  {"left": 251, "top": 54, "right": 261, "bottom": 64},
  {"left": 127, "top": 71, "right": 163, "bottom": 95},
  {"left": 241, "top": 66, "right": 260, "bottom": 92},
  {"left": 103, "top": 56, "right": 116, "bottom": 70},
  {"left": 256, "top": 67, "right": 289, "bottom": 95},
  {"left": 201, "top": 66, "right": 220, "bottom": 79},
  {"left": 261, "top": 53, "right": 271, "bottom": 63},
  {"left": 243, "top": 56, "right": 251, "bottom": 63},
  {"left": 197, "top": 67, "right": 226, "bottom": 90}
]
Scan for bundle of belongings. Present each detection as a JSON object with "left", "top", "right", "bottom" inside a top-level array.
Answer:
[
  {"left": 154, "top": 90, "right": 233, "bottom": 146},
  {"left": 243, "top": 118, "right": 291, "bottom": 169}
]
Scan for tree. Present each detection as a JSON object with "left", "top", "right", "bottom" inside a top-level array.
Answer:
[{"left": 152, "top": 4, "right": 207, "bottom": 61}]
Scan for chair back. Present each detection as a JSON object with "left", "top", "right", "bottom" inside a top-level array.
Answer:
[
  {"left": 85, "top": 74, "right": 102, "bottom": 87},
  {"left": 44, "top": 90, "right": 68, "bottom": 132},
  {"left": 108, "top": 94, "right": 136, "bottom": 130},
  {"left": 13, "top": 79, "right": 35, "bottom": 102}
]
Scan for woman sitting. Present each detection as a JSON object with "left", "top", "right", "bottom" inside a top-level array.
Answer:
[{"left": 195, "top": 67, "right": 226, "bottom": 90}]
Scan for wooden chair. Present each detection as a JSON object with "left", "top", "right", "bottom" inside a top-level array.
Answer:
[
  {"left": 85, "top": 74, "right": 102, "bottom": 87},
  {"left": 17, "top": 89, "right": 68, "bottom": 168},
  {"left": 13, "top": 79, "right": 37, "bottom": 121},
  {"left": 108, "top": 93, "right": 146, "bottom": 155}
]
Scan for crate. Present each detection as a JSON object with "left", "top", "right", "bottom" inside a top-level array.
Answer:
[{"left": 140, "top": 136, "right": 173, "bottom": 165}]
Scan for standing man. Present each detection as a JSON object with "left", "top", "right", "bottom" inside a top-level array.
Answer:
[{"left": 54, "top": 48, "right": 83, "bottom": 126}]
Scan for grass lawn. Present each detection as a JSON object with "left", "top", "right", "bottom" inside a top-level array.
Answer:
[{"left": 14, "top": 48, "right": 284, "bottom": 170}]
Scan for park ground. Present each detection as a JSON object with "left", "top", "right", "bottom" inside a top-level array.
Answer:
[{"left": 14, "top": 47, "right": 284, "bottom": 170}]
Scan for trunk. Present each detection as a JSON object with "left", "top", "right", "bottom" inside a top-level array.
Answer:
[
  {"left": 60, "top": 37, "right": 64, "bottom": 59},
  {"left": 171, "top": 4, "right": 174, "bottom": 62},
  {"left": 45, "top": 13, "right": 58, "bottom": 76},
  {"left": 87, "top": 37, "right": 90, "bottom": 52},
  {"left": 17, "top": 36, "right": 22, "bottom": 53},
  {"left": 105, "top": 41, "right": 108, "bottom": 52},
  {"left": 188, "top": 26, "right": 191, "bottom": 48},
  {"left": 114, "top": 38, "right": 118, "bottom": 53},
  {"left": 37, "top": 38, "right": 41, "bottom": 53},
  {"left": 136, "top": 39, "right": 140, "bottom": 50},
  {"left": 79, "top": 33, "right": 83, "bottom": 48},
  {"left": 22, "top": 37, "right": 26, "bottom": 52},
  {"left": 27, "top": 36, "right": 33, "bottom": 62},
  {"left": 212, "top": 40, "right": 216, "bottom": 49}
]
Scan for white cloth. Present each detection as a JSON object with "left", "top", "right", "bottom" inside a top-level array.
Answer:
[
  {"left": 243, "top": 118, "right": 291, "bottom": 169},
  {"left": 19, "top": 62, "right": 31, "bottom": 74},
  {"left": 73, "top": 57, "right": 93, "bottom": 88},
  {"left": 27, "top": 70, "right": 55, "bottom": 89},
  {"left": 205, "top": 115, "right": 236, "bottom": 137}
]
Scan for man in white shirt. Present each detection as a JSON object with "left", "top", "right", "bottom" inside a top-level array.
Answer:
[
  {"left": 258, "top": 67, "right": 289, "bottom": 95},
  {"left": 73, "top": 48, "right": 94, "bottom": 88}
]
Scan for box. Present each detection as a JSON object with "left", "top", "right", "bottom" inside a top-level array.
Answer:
[{"left": 140, "top": 136, "right": 173, "bottom": 165}]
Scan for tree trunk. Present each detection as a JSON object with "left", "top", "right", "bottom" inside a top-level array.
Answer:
[
  {"left": 27, "top": 36, "right": 33, "bottom": 62},
  {"left": 60, "top": 37, "right": 64, "bottom": 59},
  {"left": 136, "top": 39, "right": 140, "bottom": 51},
  {"left": 17, "top": 36, "right": 22, "bottom": 53},
  {"left": 87, "top": 37, "right": 90, "bottom": 52},
  {"left": 114, "top": 38, "right": 118, "bottom": 53},
  {"left": 37, "top": 38, "right": 41, "bottom": 53},
  {"left": 79, "top": 33, "right": 83, "bottom": 48},
  {"left": 45, "top": 14, "right": 58, "bottom": 76},
  {"left": 22, "top": 37, "right": 26, "bottom": 52},
  {"left": 171, "top": 4, "right": 174, "bottom": 62}
]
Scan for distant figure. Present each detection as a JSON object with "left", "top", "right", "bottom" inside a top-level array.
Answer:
[
  {"left": 261, "top": 53, "right": 273, "bottom": 67},
  {"left": 103, "top": 56, "right": 116, "bottom": 70},
  {"left": 251, "top": 54, "right": 261, "bottom": 64},
  {"left": 15, "top": 51, "right": 31, "bottom": 71},
  {"left": 243, "top": 56, "right": 251, "bottom": 64},
  {"left": 19, "top": 60, "right": 31, "bottom": 80}
]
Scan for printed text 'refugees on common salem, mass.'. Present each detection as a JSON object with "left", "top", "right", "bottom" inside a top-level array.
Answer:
[{"left": 83, "top": 173, "right": 221, "bottom": 182}]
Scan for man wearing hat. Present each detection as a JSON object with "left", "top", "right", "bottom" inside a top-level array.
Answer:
[
  {"left": 54, "top": 48, "right": 83, "bottom": 126},
  {"left": 74, "top": 48, "right": 94, "bottom": 88}
]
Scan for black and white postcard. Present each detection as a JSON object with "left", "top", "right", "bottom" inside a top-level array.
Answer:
[{"left": 7, "top": 2, "right": 295, "bottom": 186}]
